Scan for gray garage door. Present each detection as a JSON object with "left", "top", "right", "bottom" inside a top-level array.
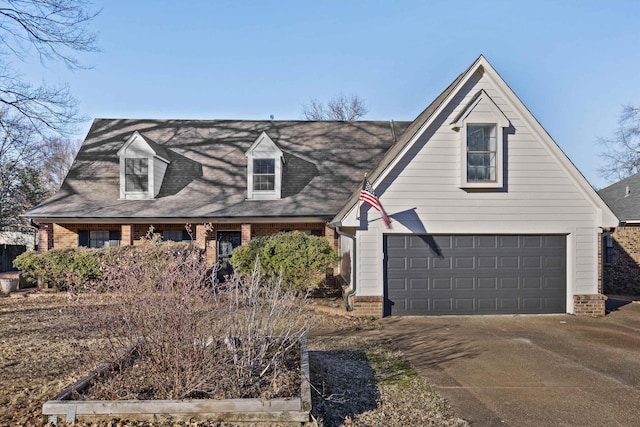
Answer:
[{"left": 384, "top": 235, "right": 566, "bottom": 315}]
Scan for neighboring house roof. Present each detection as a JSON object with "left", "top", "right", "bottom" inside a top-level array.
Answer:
[
  {"left": 0, "top": 231, "right": 35, "bottom": 249},
  {"left": 26, "top": 119, "right": 410, "bottom": 222},
  {"left": 331, "top": 55, "right": 619, "bottom": 228},
  {"left": 598, "top": 172, "right": 640, "bottom": 223}
]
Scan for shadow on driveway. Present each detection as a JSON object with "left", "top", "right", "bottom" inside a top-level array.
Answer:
[{"left": 380, "top": 303, "right": 640, "bottom": 427}]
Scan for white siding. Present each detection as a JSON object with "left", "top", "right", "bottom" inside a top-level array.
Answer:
[
  {"left": 126, "top": 137, "right": 153, "bottom": 157},
  {"left": 349, "top": 68, "right": 606, "bottom": 312},
  {"left": 338, "top": 228, "right": 356, "bottom": 285},
  {"left": 152, "top": 158, "right": 169, "bottom": 197}
]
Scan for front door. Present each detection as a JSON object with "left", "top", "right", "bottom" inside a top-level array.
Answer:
[{"left": 217, "top": 231, "right": 242, "bottom": 281}]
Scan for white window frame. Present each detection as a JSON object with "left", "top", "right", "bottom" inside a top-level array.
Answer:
[
  {"left": 451, "top": 90, "right": 509, "bottom": 190},
  {"left": 252, "top": 158, "right": 276, "bottom": 192},
  {"left": 124, "top": 158, "right": 149, "bottom": 192},
  {"left": 464, "top": 123, "right": 500, "bottom": 186},
  {"left": 245, "top": 132, "right": 284, "bottom": 200}
]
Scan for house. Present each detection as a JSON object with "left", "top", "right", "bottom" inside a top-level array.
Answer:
[
  {"left": 0, "top": 228, "right": 35, "bottom": 272},
  {"left": 25, "top": 55, "right": 618, "bottom": 316},
  {"left": 598, "top": 172, "right": 640, "bottom": 296},
  {"left": 25, "top": 119, "right": 410, "bottom": 268}
]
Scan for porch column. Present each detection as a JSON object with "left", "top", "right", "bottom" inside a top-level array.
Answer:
[
  {"left": 241, "top": 223, "right": 252, "bottom": 245},
  {"left": 195, "top": 224, "right": 207, "bottom": 250},
  {"left": 38, "top": 224, "right": 53, "bottom": 252},
  {"left": 324, "top": 225, "right": 337, "bottom": 251},
  {"left": 121, "top": 224, "right": 133, "bottom": 246}
]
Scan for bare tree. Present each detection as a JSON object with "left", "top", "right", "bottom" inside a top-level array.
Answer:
[
  {"left": 0, "top": 0, "right": 99, "bottom": 132},
  {"left": 0, "top": 0, "right": 98, "bottom": 228},
  {"left": 598, "top": 105, "right": 640, "bottom": 182},
  {"left": 302, "top": 93, "right": 368, "bottom": 121},
  {"left": 42, "top": 136, "right": 81, "bottom": 192},
  {"left": 0, "top": 112, "right": 48, "bottom": 228}
]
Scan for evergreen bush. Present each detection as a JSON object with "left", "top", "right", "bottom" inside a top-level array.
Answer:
[{"left": 230, "top": 231, "right": 339, "bottom": 293}]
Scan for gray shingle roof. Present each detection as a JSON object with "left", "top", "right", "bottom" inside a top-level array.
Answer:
[
  {"left": 598, "top": 172, "right": 640, "bottom": 222},
  {"left": 26, "top": 119, "right": 410, "bottom": 221}
]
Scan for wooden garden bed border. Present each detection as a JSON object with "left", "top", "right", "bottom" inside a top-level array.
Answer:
[{"left": 43, "top": 339, "right": 311, "bottom": 426}]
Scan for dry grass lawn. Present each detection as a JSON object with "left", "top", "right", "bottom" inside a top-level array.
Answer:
[{"left": 0, "top": 291, "right": 466, "bottom": 426}]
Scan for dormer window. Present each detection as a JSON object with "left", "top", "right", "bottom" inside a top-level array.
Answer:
[
  {"left": 451, "top": 89, "right": 510, "bottom": 189},
  {"left": 125, "top": 158, "right": 149, "bottom": 192},
  {"left": 117, "top": 131, "right": 170, "bottom": 200},
  {"left": 253, "top": 159, "right": 275, "bottom": 191},
  {"left": 245, "top": 132, "right": 284, "bottom": 200}
]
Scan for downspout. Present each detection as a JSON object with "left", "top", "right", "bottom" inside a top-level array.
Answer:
[{"left": 330, "top": 222, "right": 357, "bottom": 311}]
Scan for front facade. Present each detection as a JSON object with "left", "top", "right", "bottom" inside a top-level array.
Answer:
[
  {"left": 27, "top": 56, "right": 617, "bottom": 316},
  {"left": 332, "top": 56, "right": 617, "bottom": 316},
  {"left": 598, "top": 172, "right": 640, "bottom": 296},
  {"left": 27, "top": 119, "right": 408, "bottom": 270}
]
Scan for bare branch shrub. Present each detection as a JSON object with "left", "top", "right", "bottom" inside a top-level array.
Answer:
[
  {"left": 71, "top": 242, "right": 309, "bottom": 400},
  {"left": 221, "top": 264, "right": 311, "bottom": 398}
]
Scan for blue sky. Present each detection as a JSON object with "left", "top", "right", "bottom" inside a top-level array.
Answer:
[{"left": 22, "top": 0, "right": 640, "bottom": 189}]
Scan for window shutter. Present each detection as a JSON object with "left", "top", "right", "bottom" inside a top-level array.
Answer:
[{"left": 78, "top": 230, "right": 89, "bottom": 247}]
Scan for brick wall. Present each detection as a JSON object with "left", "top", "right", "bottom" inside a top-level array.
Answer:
[
  {"left": 573, "top": 294, "right": 606, "bottom": 317},
  {"left": 42, "top": 221, "right": 333, "bottom": 272},
  {"left": 349, "top": 296, "right": 383, "bottom": 318},
  {"left": 252, "top": 223, "right": 324, "bottom": 237},
  {"left": 603, "top": 225, "right": 640, "bottom": 296},
  {"left": 53, "top": 224, "right": 78, "bottom": 248},
  {"left": 52, "top": 223, "right": 121, "bottom": 249}
]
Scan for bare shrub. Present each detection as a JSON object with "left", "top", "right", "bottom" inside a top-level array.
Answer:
[
  {"left": 71, "top": 242, "right": 309, "bottom": 400},
  {"left": 220, "top": 265, "right": 311, "bottom": 398}
]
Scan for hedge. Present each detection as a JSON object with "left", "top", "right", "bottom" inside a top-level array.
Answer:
[
  {"left": 229, "top": 231, "right": 339, "bottom": 293},
  {"left": 13, "top": 242, "right": 202, "bottom": 291}
]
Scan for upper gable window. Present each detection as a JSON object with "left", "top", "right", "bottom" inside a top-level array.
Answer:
[
  {"left": 253, "top": 159, "right": 275, "bottom": 191},
  {"left": 451, "top": 90, "right": 510, "bottom": 189},
  {"left": 125, "top": 158, "right": 149, "bottom": 192},
  {"left": 467, "top": 124, "right": 497, "bottom": 182}
]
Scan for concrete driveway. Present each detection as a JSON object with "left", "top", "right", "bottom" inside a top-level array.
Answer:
[{"left": 380, "top": 300, "right": 640, "bottom": 427}]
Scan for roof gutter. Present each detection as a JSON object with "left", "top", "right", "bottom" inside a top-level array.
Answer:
[{"left": 328, "top": 222, "right": 356, "bottom": 311}]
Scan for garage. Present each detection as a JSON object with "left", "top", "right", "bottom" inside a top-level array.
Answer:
[{"left": 384, "top": 234, "right": 566, "bottom": 315}]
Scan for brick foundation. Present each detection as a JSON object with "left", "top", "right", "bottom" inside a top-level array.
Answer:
[
  {"left": 349, "top": 296, "right": 383, "bottom": 318},
  {"left": 573, "top": 294, "right": 606, "bottom": 316}
]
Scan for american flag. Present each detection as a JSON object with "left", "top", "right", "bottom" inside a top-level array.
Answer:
[{"left": 359, "top": 177, "right": 391, "bottom": 228}]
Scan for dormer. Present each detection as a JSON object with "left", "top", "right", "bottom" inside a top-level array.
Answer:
[
  {"left": 117, "top": 131, "right": 170, "bottom": 200},
  {"left": 245, "top": 132, "right": 284, "bottom": 200},
  {"left": 451, "top": 89, "right": 510, "bottom": 189}
]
